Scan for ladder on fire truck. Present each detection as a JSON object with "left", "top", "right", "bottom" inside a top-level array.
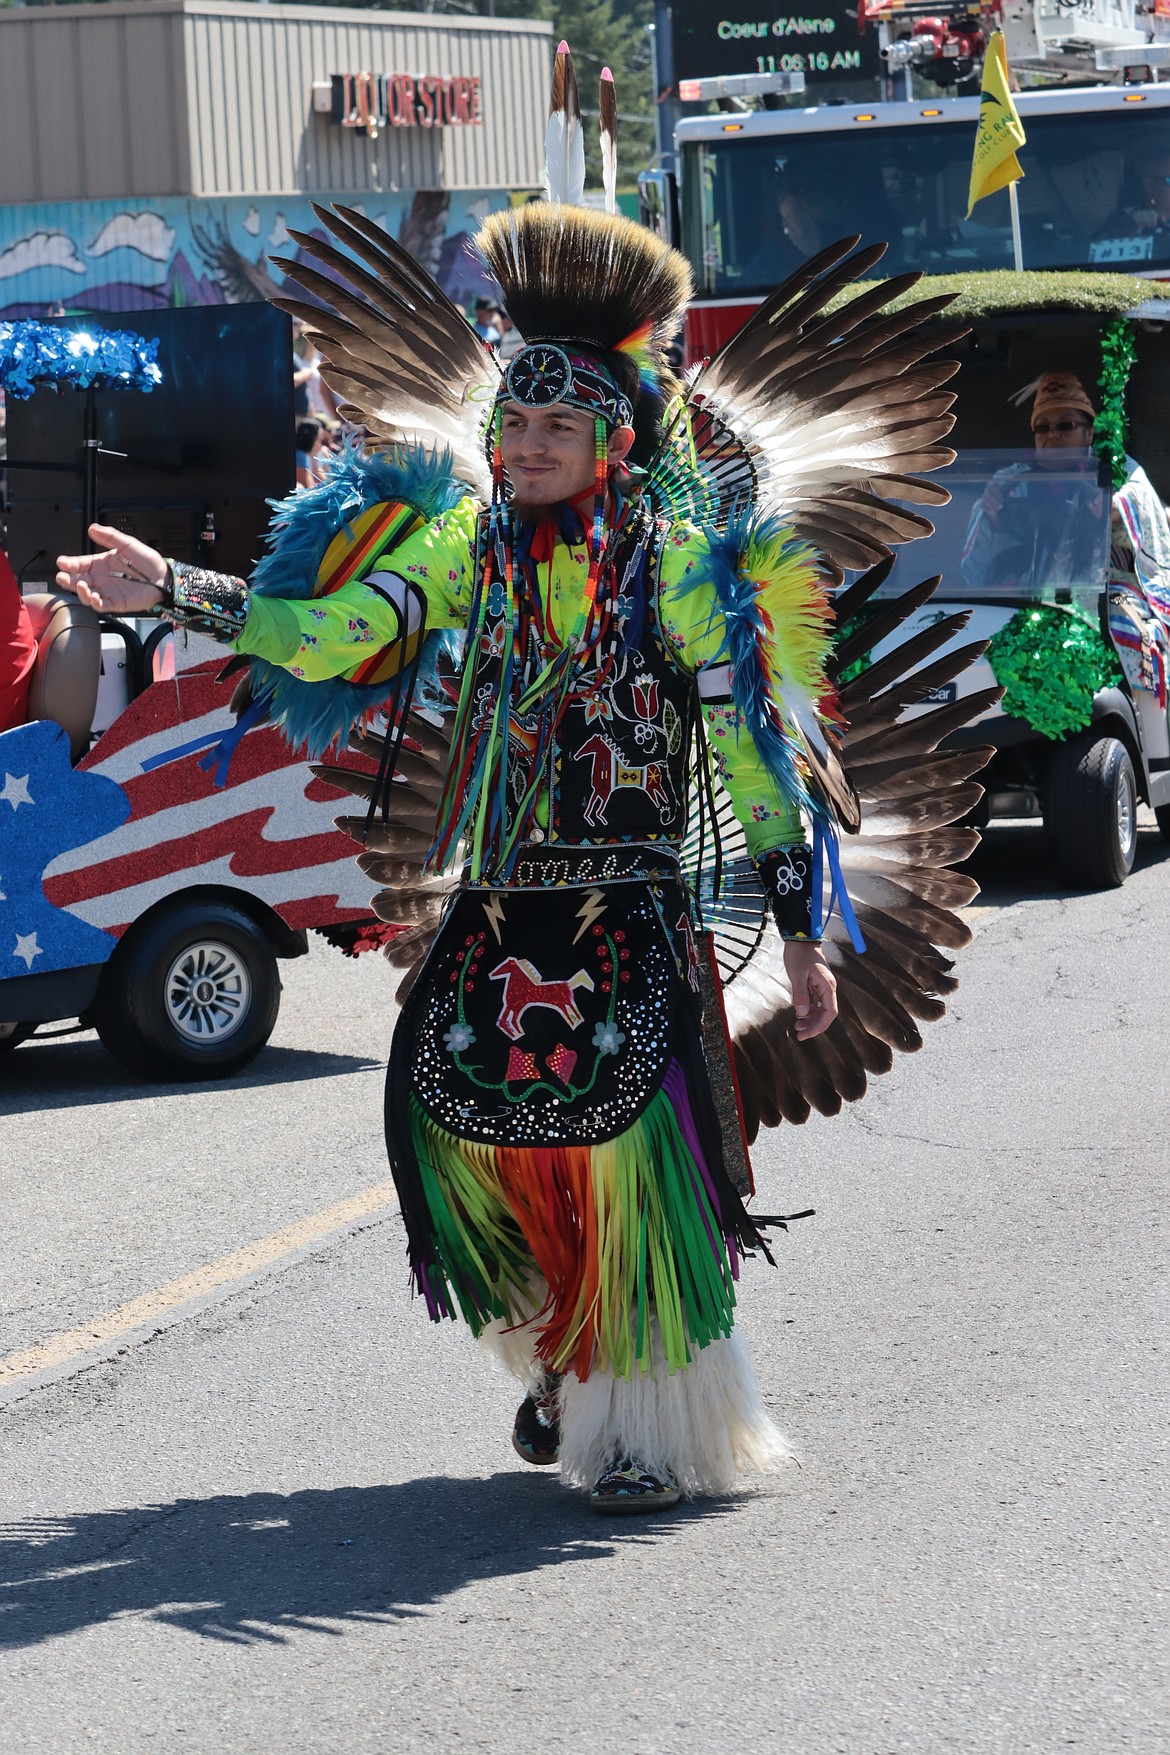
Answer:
[{"left": 859, "top": 0, "right": 1170, "bottom": 88}]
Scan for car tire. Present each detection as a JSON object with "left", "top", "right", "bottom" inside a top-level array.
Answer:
[
  {"left": 0, "top": 1021, "right": 35, "bottom": 1055},
  {"left": 1044, "top": 734, "right": 1137, "bottom": 889},
  {"left": 95, "top": 898, "right": 281, "bottom": 1080},
  {"left": 1155, "top": 803, "right": 1170, "bottom": 844}
]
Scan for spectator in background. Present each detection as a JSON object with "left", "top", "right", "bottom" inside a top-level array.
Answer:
[
  {"left": 292, "top": 319, "right": 316, "bottom": 418},
  {"left": 472, "top": 297, "right": 502, "bottom": 344},
  {"left": 292, "top": 321, "right": 339, "bottom": 423},
  {"left": 295, "top": 417, "right": 326, "bottom": 490},
  {"left": 0, "top": 546, "right": 36, "bottom": 734},
  {"left": 494, "top": 306, "right": 524, "bottom": 362}
]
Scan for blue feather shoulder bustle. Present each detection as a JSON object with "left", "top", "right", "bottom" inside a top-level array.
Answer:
[{"left": 246, "top": 439, "right": 469, "bottom": 758}]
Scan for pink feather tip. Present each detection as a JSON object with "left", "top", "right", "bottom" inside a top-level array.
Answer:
[
  {"left": 557, "top": 40, "right": 570, "bottom": 54},
  {"left": 601, "top": 67, "right": 614, "bottom": 81}
]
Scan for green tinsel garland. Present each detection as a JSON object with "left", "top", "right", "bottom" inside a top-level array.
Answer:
[
  {"left": 986, "top": 605, "right": 1122, "bottom": 741},
  {"left": 834, "top": 603, "right": 884, "bottom": 686},
  {"left": 1093, "top": 316, "right": 1137, "bottom": 491}
]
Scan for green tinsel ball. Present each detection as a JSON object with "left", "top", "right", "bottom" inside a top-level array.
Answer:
[{"left": 986, "top": 605, "right": 1122, "bottom": 741}]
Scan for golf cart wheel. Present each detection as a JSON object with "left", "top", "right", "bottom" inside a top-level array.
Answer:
[
  {"left": 1044, "top": 734, "right": 1137, "bottom": 889},
  {"left": 95, "top": 898, "right": 281, "bottom": 1080}
]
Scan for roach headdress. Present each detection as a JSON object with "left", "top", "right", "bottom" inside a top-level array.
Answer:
[
  {"left": 478, "top": 203, "right": 690, "bottom": 448},
  {"left": 476, "top": 42, "right": 691, "bottom": 464}
]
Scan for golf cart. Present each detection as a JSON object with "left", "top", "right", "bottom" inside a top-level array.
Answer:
[
  {"left": 0, "top": 309, "right": 385, "bottom": 1077},
  {"left": 856, "top": 276, "right": 1170, "bottom": 888}
]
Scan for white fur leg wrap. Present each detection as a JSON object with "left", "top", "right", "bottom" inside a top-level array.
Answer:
[
  {"left": 558, "top": 1325, "right": 793, "bottom": 1497},
  {"left": 477, "top": 1311, "right": 545, "bottom": 1395}
]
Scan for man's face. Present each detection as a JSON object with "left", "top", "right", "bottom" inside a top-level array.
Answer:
[
  {"left": 1032, "top": 404, "right": 1094, "bottom": 456},
  {"left": 500, "top": 403, "right": 629, "bottom": 508},
  {"left": 779, "top": 193, "right": 820, "bottom": 255},
  {"left": 1139, "top": 156, "right": 1170, "bottom": 218}
]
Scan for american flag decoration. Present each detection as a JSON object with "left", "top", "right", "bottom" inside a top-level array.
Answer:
[{"left": 29, "top": 664, "right": 378, "bottom": 954}]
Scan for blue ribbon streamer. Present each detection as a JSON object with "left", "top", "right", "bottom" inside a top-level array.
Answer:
[
  {"left": 813, "top": 818, "right": 867, "bottom": 954},
  {"left": 140, "top": 696, "right": 269, "bottom": 789}
]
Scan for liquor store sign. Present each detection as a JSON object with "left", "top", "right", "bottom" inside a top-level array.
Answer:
[{"left": 325, "top": 71, "right": 483, "bottom": 133}]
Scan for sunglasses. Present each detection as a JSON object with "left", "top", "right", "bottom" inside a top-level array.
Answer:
[{"left": 1032, "top": 420, "right": 1092, "bottom": 435}]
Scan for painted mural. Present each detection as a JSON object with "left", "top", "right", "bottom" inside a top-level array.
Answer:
[{"left": 0, "top": 190, "right": 508, "bottom": 321}]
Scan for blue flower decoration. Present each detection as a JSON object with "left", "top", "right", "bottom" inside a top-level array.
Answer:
[
  {"left": 615, "top": 594, "right": 635, "bottom": 623},
  {"left": 444, "top": 1022, "right": 476, "bottom": 1054},
  {"left": 592, "top": 1022, "right": 626, "bottom": 1057},
  {"left": 0, "top": 320, "right": 162, "bottom": 400},
  {"left": 486, "top": 581, "right": 507, "bottom": 618}
]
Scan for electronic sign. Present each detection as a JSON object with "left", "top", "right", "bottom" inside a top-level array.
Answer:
[{"left": 670, "top": 0, "right": 882, "bottom": 88}]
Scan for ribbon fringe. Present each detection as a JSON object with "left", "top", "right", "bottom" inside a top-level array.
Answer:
[{"left": 407, "top": 1062, "right": 741, "bottom": 1381}]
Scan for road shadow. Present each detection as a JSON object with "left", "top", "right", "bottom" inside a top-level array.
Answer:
[
  {"left": 965, "top": 817, "right": 1167, "bottom": 908},
  {"left": 0, "top": 1473, "right": 733, "bottom": 1648},
  {"left": 0, "top": 1038, "right": 382, "bottom": 1115}
]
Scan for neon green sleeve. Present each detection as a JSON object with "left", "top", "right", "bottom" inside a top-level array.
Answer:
[
  {"left": 701, "top": 701, "right": 806, "bottom": 856},
  {"left": 657, "top": 524, "right": 808, "bottom": 856},
  {"left": 232, "top": 495, "right": 479, "bottom": 682}
]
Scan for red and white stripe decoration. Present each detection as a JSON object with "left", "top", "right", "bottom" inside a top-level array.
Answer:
[{"left": 42, "top": 663, "right": 376, "bottom": 939}]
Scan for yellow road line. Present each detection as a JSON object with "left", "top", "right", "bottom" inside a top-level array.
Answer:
[{"left": 0, "top": 1179, "right": 399, "bottom": 1391}]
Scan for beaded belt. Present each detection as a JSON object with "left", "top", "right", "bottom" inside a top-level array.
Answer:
[{"left": 469, "top": 843, "right": 683, "bottom": 891}]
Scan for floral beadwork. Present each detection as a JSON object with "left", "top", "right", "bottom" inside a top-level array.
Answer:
[{"left": 592, "top": 1021, "right": 626, "bottom": 1056}]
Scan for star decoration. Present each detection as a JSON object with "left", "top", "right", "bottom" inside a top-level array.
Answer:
[
  {"left": 1, "top": 773, "right": 34, "bottom": 810},
  {"left": 13, "top": 932, "right": 42, "bottom": 970}
]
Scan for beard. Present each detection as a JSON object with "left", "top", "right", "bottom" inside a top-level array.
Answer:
[{"left": 509, "top": 492, "right": 566, "bottom": 524}]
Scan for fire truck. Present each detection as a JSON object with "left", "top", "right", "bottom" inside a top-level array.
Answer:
[
  {"left": 641, "top": 0, "right": 1170, "bottom": 364},
  {"left": 638, "top": 22, "right": 1170, "bottom": 887}
]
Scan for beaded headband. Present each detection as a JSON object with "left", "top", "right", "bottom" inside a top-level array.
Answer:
[{"left": 502, "top": 341, "right": 633, "bottom": 430}]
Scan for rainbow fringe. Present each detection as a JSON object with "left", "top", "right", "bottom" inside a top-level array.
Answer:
[
  {"left": 614, "top": 319, "right": 659, "bottom": 396},
  {"left": 407, "top": 1061, "right": 740, "bottom": 1381}
]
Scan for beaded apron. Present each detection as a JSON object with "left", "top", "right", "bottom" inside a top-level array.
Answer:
[{"left": 399, "top": 852, "right": 701, "bottom": 1148}]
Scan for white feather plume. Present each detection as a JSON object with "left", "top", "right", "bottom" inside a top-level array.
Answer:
[
  {"left": 599, "top": 67, "right": 618, "bottom": 216},
  {"left": 544, "top": 41, "right": 586, "bottom": 208}
]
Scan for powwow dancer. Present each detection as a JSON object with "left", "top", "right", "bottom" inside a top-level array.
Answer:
[{"left": 57, "top": 48, "right": 997, "bottom": 1513}]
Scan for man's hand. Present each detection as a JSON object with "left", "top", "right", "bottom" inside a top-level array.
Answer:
[
  {"left": 784, "top": 939, "right": 838, "bottom": 1041},
  {"left": 56, "top": 523, "right": 167, "bottom": 615},
  {"left": 980, "top": 481, "right": 1004, "bottom": 522}
]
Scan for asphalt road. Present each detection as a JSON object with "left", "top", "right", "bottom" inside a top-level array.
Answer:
[{"left": 2, "top": 818, "right": 1167, "bottom": 1755}]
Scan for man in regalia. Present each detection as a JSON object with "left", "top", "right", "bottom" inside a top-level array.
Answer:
[{"left": 57, "top": 48, "right": 986, "bottom": 1513}]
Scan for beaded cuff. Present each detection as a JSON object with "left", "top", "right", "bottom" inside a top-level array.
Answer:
[
  {"left": 162, "top": 561, "right": 251, "bottom": 640},
  {"left": 755, "top": 844, "right": 819, "bottom": 943}
]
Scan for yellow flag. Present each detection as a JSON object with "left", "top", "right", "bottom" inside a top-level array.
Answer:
[{"left": 967, "top": 32, "right": 1026, "bottom": 217}]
